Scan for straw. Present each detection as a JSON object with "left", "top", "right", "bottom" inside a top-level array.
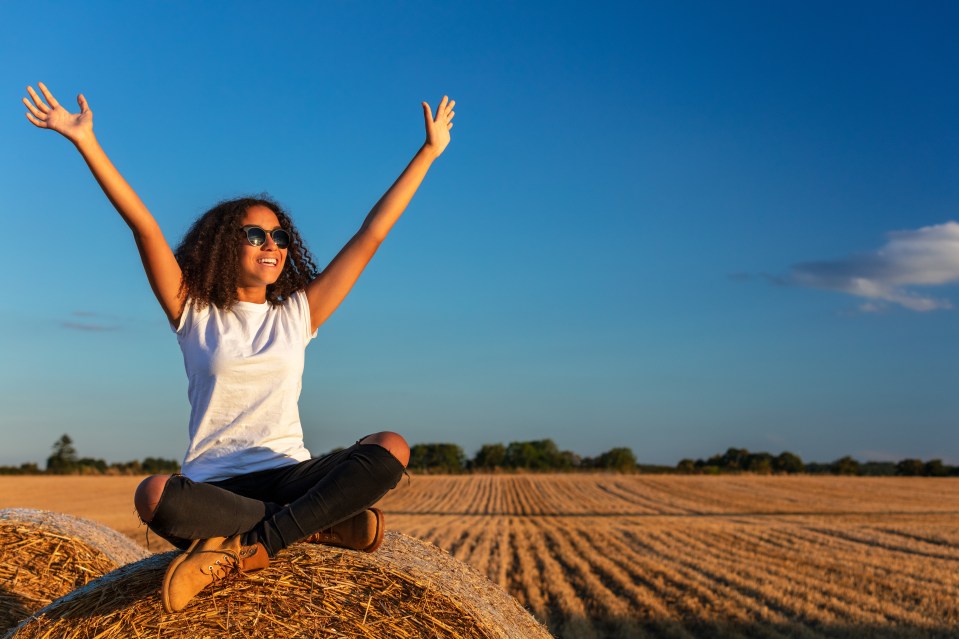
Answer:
[
  {"left": 0, "top": 509, "right": 149, "bottom": 633},
  {"left": 6, "top": 531, "right": 551, "bottom": 639}
]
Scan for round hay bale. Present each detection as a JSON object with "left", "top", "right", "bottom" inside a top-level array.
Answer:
[
  {"left": 0, "top": 509, "right": 150, "bottom": 634},
  {"left": 6, "top": 531, "right": 551, "bottom": 639}
]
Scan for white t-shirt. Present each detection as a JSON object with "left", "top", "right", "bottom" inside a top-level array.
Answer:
[{"left": 174, "top": 290, "right": 316, "bottom": 482}]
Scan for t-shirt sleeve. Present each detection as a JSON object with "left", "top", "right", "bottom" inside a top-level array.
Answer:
[
  {"left": 292, "top": 290, "right": 318, "bottom": 345},
  {"left": 174, "top": 299, "right": 202, "bottom": 337}
]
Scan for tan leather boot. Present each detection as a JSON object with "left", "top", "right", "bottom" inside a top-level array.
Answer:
[
  {"left": 304, "top": 508, "right": 385, "bottom": 553},
  {"left": 162, "top": 534, "right": 270, "bottom": 613}
]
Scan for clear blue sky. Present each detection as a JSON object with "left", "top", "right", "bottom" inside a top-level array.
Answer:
[{"left": 2, "top": 1, "right": 958, "bottom": 467}]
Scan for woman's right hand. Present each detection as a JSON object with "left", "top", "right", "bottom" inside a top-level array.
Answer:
[{"left": 23, "top": 82, "right": 93, "bottom": 145}]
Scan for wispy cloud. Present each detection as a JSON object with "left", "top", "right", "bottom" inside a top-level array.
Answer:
[
  {"left": 60, "top": 311, "right": 122, "bottom": 332},
  {"left": 785, "top": 221, "right": 959, "bottom": 312}
]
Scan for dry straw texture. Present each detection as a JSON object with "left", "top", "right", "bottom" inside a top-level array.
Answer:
[
  {"left": 6, "top": 531, "right": 551, "bottom": 639},
  {"left": 0, "top": 509, "right": 149, "bottom": 633}
]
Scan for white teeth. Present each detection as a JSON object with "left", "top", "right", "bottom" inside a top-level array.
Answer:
[{"left": 257, "top": 258, "right": 277, "bottom": 265}]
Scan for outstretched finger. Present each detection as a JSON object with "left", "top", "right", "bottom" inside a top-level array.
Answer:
[
  {"left": 447, "top": 121, "right": 453, "bottom": 130},
  {"left": 436, "top": 96, "right": 449, "bottom": 120},
  {"left": 26, "top": 86, "right": 49, "bottom": 112},
  {"left": 447, "top": 110, "right": 455, "bottom": 120},
  {"left": 422, "top": 101, "right": 434, "bottom": 129},
  {"left": 77, "top": 93, "right": 89, "bottom": 113},
  {"left": 22, "top": 96, "right": 46, "bottom": 120},
  {"left": 445, "top": 99, "right": 455, "bottom": 115},
  {"left": 38, "top": 82, "right": 61, "bottom": 109},
  {"left": 25, "top": 112, "right": 45, "bottom": 128}
]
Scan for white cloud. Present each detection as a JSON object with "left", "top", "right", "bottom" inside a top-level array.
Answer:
[{"left": 788, "top": 221, "right": 959, "bottom": 312}]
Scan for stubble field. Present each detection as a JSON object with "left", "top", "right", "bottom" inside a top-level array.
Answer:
[{"left": 2, "top": 474, "right": 958, "bottom": 638}]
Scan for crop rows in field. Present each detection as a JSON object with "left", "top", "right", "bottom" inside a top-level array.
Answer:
[{"left": 378, "top": 476, "right": 959, "bottom": 639}]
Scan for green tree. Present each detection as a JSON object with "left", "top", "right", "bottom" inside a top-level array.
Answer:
[
  {"left": 472, "top": 443, "right": 507, "bottom": 470},
  {"left": 745, "top": 453, "right": 773, "bottom": 474},
  {"left": 143, "top": 457, "right": 181, "bottom": 474},
  {"left": 76, "top": 457, "right": 108, "bottom": 474},
  {"left": 409, "top": 443, "right": 466, "bottom": 473},
  {"left": 896, "top": 459, "right": 925, "bottom": 476},
  {"left": 504, "top": 439, "right": 570, "bottom": 470},
  {"left": 924, "top": 459, "right": 947, "bottom": 477},
  {"left": 676, "top": 459, "right": 696, "bottom": 474},
  {"left": 774, "top": 451, "right": 804, "bottom": 474},
  {"left": 596, "top": 447, "right": 637, "bottom": 472},
  {"left": 46, "top": 434, "right": 78, "bottom": 474},
  {"left": 832, "top": 456, "right": 860, "bottom": 476}
]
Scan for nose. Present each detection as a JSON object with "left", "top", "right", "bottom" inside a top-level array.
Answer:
[{"left": 262, "top": 233, "right": 279, "bottom": 250}]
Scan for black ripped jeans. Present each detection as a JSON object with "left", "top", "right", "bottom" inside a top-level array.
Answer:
[{"left": 147, "top": 441, "right": 406, "bottom": 557}]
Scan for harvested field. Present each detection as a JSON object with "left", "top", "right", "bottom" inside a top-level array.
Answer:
[
  {"left": 3, "top": 475, "right": 958, "bottom": 638},
  {"left": 378, "top": 475, "right": 959, "bottom": 639}
]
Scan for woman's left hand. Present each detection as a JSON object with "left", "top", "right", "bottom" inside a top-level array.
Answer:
[{"left": 422, "top": 96, "right": 455, "bottom": 158}]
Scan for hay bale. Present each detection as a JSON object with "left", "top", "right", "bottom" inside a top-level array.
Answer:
[
  {"left": 6, "top": 531, "right": 551, "bottom": 639},
  {"left": 0, "top": 509, "right": 150, "bottom": 634}
]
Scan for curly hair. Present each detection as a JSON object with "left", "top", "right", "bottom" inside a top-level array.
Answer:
[{"left": 175, "top": 195, "right": 319, "bottom": 310}]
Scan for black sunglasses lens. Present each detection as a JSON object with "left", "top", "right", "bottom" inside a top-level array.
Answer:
[
  {"left": 272, "top": 229, "right": 291, "bottom": 248},
  {"left": 245, "top": 227, "right": 267, "bottom": 246}
]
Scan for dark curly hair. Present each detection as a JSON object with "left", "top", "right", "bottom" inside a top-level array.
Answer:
[{"left": 175, "top": 195, "right": 319, "bottom": 310}]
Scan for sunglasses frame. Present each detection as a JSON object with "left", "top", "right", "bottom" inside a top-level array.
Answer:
[{"left": 241, "top": 225, "right": 291, "bottom": 249}]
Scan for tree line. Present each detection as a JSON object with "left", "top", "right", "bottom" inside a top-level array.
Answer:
[
  {"left": 408, "top": 440, "right": 640, "bottom": 473},
  {"left": 0, "top": 435, "right": 180, "bottom": 476},
  {"left": 2, "top": 436, "right": 955, "bottom": 477},
  {"left": 412, "top": 443, "right": 958, "bottom": 476},
  {"left": 676, "top": 447, "right": 958, "bottom": 476}
]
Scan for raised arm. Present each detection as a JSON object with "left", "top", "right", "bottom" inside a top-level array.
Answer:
[
  {"left": 305, "top": 96, "right": 456, "bottom": 331},
  {"left": 23, "top": 83, "right": 185, "bottom": 325}
]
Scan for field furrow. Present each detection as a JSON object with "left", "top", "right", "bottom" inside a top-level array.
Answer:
[
  {"left": 5, "top": 474, "right": 959, "bottom": 639},
  {"left": 377, "top": 477, "right": 959, "bottom": 637}
]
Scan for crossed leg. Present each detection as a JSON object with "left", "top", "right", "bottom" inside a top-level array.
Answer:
[{"left": 134, "top": 431, "right": 409, "bottom": 551}]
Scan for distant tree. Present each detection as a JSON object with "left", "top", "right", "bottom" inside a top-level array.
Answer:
[
  {"left": 472, "top": 443, "right": 506, "bottom": 470},
  {"left": 502, "top": 439, "right": 575, "bottom": 471},
  {"left": 859, "top": 461, "right": 897, "bottom": 476},
  {"left": 831, "top": 456, "right": 860, "bottom": 476},
  {"left": 0, "top": 462, "right": 41, "bottom": 475},
  {"left": 409, "top": 443, "right": 466, "bottom": 474},
  {"left": 505, "top": 440, "right": 543, "bottom": 470},
  {"left": 774, "top": 452, "right": 804, "bottom": 474},
  {"left": 596, "top": 447, "right": 637, "bottom": 472},
  {"left": 924, "top": 459, "right": 947, "bottom": 477},
  {"left": 142, "top": 457, "right": 180, "bottom": 474},
  {"left": 557, "top": 450, "right": 581, "bottom": 470},
  {"left": 109, "top": 460, "right": 144, "bottom": 475},
  {"left": 745, "top": 453, "right": 773, "bottom": 474},
  {"left": 896, "top": 459, "right": 925, "bottom": 476},
  {"left": 504, "top": 441, "right": 541, "bottom": 469},
  {"left": 676, "top": 459, "right": 696, "bottom": 474},
  {"left": 46, "top": 434, "right": 78, "bottom": 474},
  {"left": 706, "top": 447, "right": 752, "bottom": 471},
  {"left": 76, "top": 457, "right": 108, "bottom": 474}
]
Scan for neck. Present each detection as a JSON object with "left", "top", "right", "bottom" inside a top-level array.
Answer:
[{"left": 236, "top": 286, "right": 268, "bottom": 304}]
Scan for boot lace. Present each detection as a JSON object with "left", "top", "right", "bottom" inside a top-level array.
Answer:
[{"left": 198, "top": 549, "right": 242, "bottom": 581}]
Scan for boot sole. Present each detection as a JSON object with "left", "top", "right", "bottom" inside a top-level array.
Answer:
[{"left": 161, "top": 538, "right": 201, "bottom": 613}]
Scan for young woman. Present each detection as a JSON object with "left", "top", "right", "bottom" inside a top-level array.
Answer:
[{"left": 23, "top": 82, "right": 455, "bottom": 613}]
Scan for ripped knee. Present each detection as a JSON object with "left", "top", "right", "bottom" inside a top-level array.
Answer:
[
  {"left": 134, "top": 474, "right": 172, "bottom": 523},
  {"left": 359, "top": 431, "right": 410, "bottom": 467}
]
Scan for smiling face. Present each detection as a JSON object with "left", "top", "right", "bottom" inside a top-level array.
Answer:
[{"left": 236, "top": 204, "right": 288, "bottom": 296}]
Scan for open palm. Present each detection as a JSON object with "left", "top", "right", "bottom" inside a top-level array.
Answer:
[
  {"left": 23, "top": 82, "right": 93, "bottom": 144},
  {"left": 422, "top": 96, "right": 455, "bottom": 158}
]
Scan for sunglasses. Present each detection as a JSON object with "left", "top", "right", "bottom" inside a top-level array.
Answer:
[{"left": 241, "top": 225, "right": 291, "bottom": 249}]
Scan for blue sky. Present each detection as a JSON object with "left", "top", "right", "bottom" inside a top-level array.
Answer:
[{"left": 2, "top": 1, "right": 958, "bottom": 467}]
